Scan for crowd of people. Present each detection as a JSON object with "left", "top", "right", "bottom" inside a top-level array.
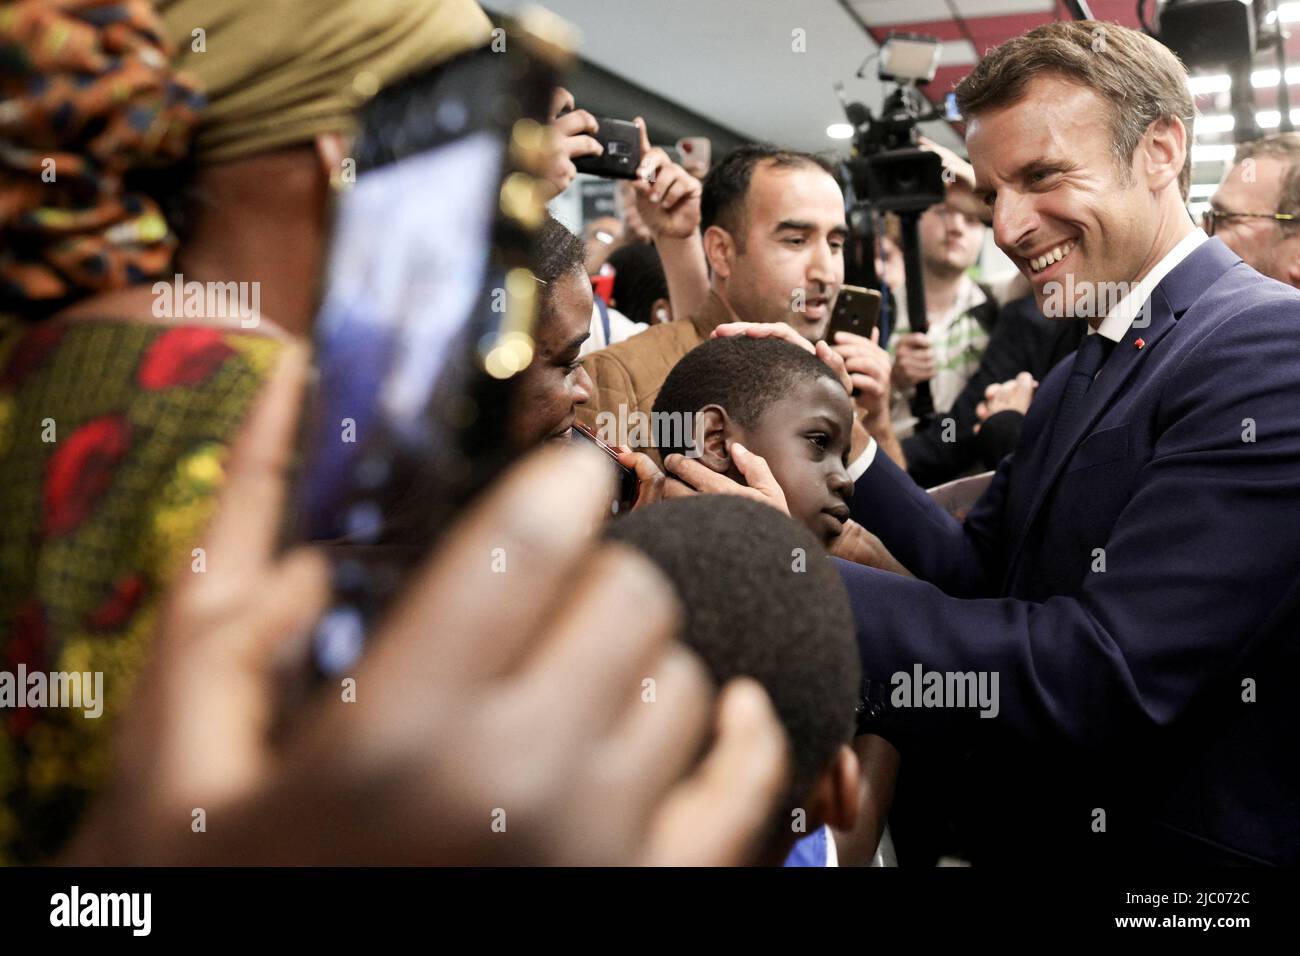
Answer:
[{"left": 0, "top": 0, "right": 1296, "bottom": 868}]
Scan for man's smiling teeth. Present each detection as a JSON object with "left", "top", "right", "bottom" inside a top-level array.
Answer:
[{"left": 1029, "top": 241, "right": 1075, "bottom": 273}]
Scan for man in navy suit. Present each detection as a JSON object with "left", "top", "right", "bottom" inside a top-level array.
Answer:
[
  {"left": 828, "top": 21, "right": 1300, "bottom": 866},
  {"left": 665, "top": 21, "right": 1300, "bottom": 865}
]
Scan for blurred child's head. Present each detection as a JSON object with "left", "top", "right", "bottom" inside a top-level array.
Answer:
[
  {"left": 605, "top": 495, "right": 861, "bottom": 864},
  {"left": 653, "top": 336, "right": 854, "bottom": 546}
]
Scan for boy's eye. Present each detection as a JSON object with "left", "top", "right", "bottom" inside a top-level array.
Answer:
[{"left": 807, "top": 433, "right": 830, "bottom": 451}]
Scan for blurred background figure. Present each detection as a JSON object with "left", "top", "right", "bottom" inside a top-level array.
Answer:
[
  {"left": 1207, "top": 133, "right": 1300, "bottom": 289},
  {"left": 886, "top": 199, "right": 994, "bottom": 442},
  {"left": 583, "top": 215, "right": 626, "bottom": 275},
  {"left": 607, "top": 241, "right": 672, "bottom": 327}
]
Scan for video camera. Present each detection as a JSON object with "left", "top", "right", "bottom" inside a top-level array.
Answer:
[{"left": 837, "top": 32, "right": 951, "bottom": 424}]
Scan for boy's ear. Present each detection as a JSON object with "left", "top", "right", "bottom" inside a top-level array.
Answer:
[
  {"left": 807, "top": 744, "right": 861, "bottom": 834},
  {"left": 691, "top": 404, "right": 734, "bottom": 473}
]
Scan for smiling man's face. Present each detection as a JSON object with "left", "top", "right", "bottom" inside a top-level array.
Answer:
[{"left": 967, "top": 75, "right": 1164, "bottom": 321}]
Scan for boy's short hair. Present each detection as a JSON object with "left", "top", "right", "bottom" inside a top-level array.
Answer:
[
  {"left": 652, "top": 335, "right": 840, "bottom": 458},
  {"left": 604, "top": 495, "right": 860, "bottom": 844}
]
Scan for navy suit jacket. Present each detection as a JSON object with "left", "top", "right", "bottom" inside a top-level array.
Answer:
[{"left": 840, "top": 238, "right": 1300, "bottom": 865}]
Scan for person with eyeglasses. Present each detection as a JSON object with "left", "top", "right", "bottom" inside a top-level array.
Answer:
[{"left": 1205, "top": 133, "right": 1300, "bottom": 288}]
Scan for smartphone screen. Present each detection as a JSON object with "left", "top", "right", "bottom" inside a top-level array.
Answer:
[
  {"left": 302, "top": 132, "right": 501, "bottom": 544},
  {"left": 290, "top": 38, "right": 565, "bottom": 682}
]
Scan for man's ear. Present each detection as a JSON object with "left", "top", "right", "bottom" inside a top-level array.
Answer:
[
  {"left": 806, "top": 744, "right": 861, "bottom": 834},
  {"left": 702, "top": 224, "right": 736, "bottom": 279},
  {"left": 690, "top": 405, "right": 733, "bottom": 473},
  {"left": 1140, "top": 116, "right": 1187, "bottom": 195},
  {"left": 315, "top": 131, "right": 351, "bottom": 189}
]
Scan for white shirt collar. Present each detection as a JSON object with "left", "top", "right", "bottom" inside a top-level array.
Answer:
[{"left": 1093, "top": 227, "right": 1208, "bottom": 342}]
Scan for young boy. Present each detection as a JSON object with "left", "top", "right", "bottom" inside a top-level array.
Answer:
[
  {"left": 604, "top": 495, "right": 862, "bottom": 865},
  {"left": 652, "top": 335, "right": 856, "bottom": 547}
]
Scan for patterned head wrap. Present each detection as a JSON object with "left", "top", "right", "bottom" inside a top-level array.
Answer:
[{"left": 0, "top": 0, "right": 205, "bottom": 317}]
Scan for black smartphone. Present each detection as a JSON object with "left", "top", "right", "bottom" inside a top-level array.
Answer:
[
  {"left": 826, "top": 285, "right": 882, "bottom": 341},
  {"left": 571, "top": 421, "right": 639, "bottom": 516},
  {"left": 573, "top": 116, "right": 642, "bottom": 179},
  {"left": 291, "top": 20, "right": 572, "bottom": 684}
]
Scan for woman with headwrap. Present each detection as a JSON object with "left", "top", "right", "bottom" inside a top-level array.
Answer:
[{"left": 0, "top": 0, "right": 492, "bottom": 862}]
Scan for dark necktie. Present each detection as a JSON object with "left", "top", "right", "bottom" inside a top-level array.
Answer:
[{"left": 1048, "top": 333, "right": 1114, "bottom": 458}]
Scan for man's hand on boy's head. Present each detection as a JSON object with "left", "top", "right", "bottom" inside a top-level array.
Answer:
[
  {"left": 632, "top": 117, "right": 702, "bottom": 240},
  {"left": 662, "top": 442, "right": 790, "bottom": 516},
  {"left": 712, "top": 321, "right": 858, "bottom": 403},
  {"left": 713, "top": 320, "right": 814, "bottom": 353}
]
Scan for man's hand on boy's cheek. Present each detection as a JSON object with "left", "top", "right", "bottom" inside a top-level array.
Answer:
[{"left": 662, "top": 444, "right": 790, "bottom": 516}]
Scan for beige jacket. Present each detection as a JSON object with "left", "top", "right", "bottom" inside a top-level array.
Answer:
[{"left": 576, "top": 291, "right": 735, "bottom": 448}]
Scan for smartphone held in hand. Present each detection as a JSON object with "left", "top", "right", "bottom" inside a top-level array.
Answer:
[{"left": 573, "top": 116, "right": 642, "bottom": 179}]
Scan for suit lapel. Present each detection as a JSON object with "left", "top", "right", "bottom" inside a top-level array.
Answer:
[{"left": 1002, "top": 238, "right": 1243, "bottom": 586}]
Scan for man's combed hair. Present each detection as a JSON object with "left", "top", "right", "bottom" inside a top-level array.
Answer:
[
  {"left": 701, "top": 144, "right": 840, "bottom": 244},
  {"left": 604, "top": 495, "right": 860, "bottom": 835},
  {"left": 954, "top": 20, "right": 1195, "bottom": 200},
  {"left": 533, "top": 214, "right": 587, "bottom": 311},
  {"left": 1234, "top": 133, "right": 1300, "bottom": 220},
  {"left": 652, "top": 336, "right": 840, "bottom": 458}
]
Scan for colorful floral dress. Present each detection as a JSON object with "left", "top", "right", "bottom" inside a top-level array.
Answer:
[{"left": 0, "top": 317, "right": 280, "bottom": 863}]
